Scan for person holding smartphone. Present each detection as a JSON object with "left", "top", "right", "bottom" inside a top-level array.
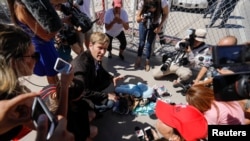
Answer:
[
  {"left": 0, "top": 23, "right": 74, "bottom": 140},
  {"left": 35, "top": 114, "right": 74, "bottom": 141},
  {"left": 0, "top": 93, "right": 74, "bottom": 141}
]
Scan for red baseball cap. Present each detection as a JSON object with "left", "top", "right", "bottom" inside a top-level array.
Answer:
[
  {"left": 113, "top": 0, "right": 122, "bottom": 7},
  {"left": 155, "top": 100, "right": 208, "bottom": 141}
]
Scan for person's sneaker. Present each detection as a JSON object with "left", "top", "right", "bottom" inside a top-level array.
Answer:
[
  {"left": 108, "top": 51, "right": 112, "bottom": 58},
  {"left": 119, "top": 53, "right": 124, "bottom": 60}
]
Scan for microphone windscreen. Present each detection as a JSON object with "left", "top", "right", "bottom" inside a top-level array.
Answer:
[{"left": 21, "top": 0, "right": 62, "bottom": 33}]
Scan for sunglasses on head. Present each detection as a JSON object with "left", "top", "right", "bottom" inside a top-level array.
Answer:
[{"left": 22, "top": 52, "right": 40, "bottom": 61}]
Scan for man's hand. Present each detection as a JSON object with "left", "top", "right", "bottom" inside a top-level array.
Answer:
[
  {"left": 113, "top": 75, "right": 125, "bottom": 86},
  {"left": 36, "top": 115, "right": 74, "bottom": 141},
  {"left": 217, "top": 68, "right": 234, "bottom": 75},
  {"left": 108, "top": 93, "right": 119, "bottom": 102}
]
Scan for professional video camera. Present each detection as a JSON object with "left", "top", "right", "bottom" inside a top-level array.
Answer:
[
  {"left": 178, "top": 29, "right": 196, "bottom": 51},
  {"left": 212, "top": 44, "right": 250, "bottom": 101},
  {"left": 55, "top": 24, "right": 77, "bottom": 46},
  {"left": 213, "top": 72, "right": 250, "bottom": 101},
  {"left": 142, "top": 12, "right": 153, "bottom": 30},
  {"left": 60, "top": 2, "right": 97, "bottom": 33}
]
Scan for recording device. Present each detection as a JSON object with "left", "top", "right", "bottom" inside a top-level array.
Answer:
[
  {"left": 212, "top": 44, "right": 250, "bottom": 68},
  {"left": 135, "top": 126, "right": 145, "bottom": 141},
  {"left": 143, "top": 12, "right": 152, "bottom": 29},
  {"left": 32, "top": 97, "right": 58, "bottom": 140},
  {"left": 54, "top": 58, "right": 72, "bottom": 74},
  {"left": 21, "top": 0, "right": 62, "bottom": 33},
  {"left": 60, "top": 2, "right": 98, "bottom": 33},
  {"left": 160, "top": 29, "right": 197, "bottom": 71},
  {"left": 161, "top": 52, "right": 176, "bottom": 71},
  {"left": 144, "top": 126, "right": 154, "bottom": 141},
  {"left": 76, "top": 0, "right": 84, "bottom": 5},
  {"left": 161, "top": 50, "right": 188, "bottom": 71},
  {"left": 213, "top": 72, "right": 250, "bottom": 101},
  {"left": 56, "top": 24, "right": 77, "bottom": 46},
  {"left": 179, "top": 29, "right": 196, "bottom": 51},
  {"left": 143, "top": 12, "right": 152, "bottom": 19},
  {"left": 212, "top": 44, "right": 250, "bottom": 101}
]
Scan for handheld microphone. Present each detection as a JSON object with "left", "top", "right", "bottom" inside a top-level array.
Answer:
[{"left": 21, "top": 0, "right": 62, "bottom": 33}]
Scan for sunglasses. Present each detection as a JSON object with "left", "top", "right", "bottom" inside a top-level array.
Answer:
[{"left": 22, "top": 52, "right": 40, "bottom": 61}]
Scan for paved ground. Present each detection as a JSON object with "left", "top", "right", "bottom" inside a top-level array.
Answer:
[
  {"left": 1, "top": 0, "right": 248, "bottom": 140},
  {"left": 20, "top": 45, "right": 186, "bottom": 141}
]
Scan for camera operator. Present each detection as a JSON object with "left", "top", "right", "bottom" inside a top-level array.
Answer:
[
  {"left": 193, "top": 35, "right": 238, "bottom": 86},
  {"left": 134, "top": 0, "right": 169, "bottom": 72},
  {"left": 54, "top": 5, "right": 84, "bottom": 58},
  {"left": 152, "top": 29, "right": 210, "bottom": 86}
]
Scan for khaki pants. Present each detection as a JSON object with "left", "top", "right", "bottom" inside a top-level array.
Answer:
[{"left": 152, "top": 64, "right": 192, "bottom": 81}]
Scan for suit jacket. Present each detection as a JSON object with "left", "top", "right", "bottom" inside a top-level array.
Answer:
[{"left": 69, "top": 50, "right": 113, "bottom": 105}]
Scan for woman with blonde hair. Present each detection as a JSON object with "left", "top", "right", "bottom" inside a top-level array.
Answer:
[{"left": 186, "top": 85, "right": 245, "bottom": 125}]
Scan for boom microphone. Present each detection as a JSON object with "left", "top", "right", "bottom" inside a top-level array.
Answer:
[{"left": 21, "top": 0, "right": 62, "bottom": 33}]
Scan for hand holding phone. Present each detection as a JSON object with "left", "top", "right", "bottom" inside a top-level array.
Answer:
[
  {"left": 144, "top": 126, "right": 154, "bottom": 141},
  {"left": 32, "top": 97, "right": 58, "bottom": 140},
  {"left": 54, "top": 58, "right": 72, "bottom": 74}
]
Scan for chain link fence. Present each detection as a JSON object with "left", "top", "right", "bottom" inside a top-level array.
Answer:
[
  {"left": 91, "top": 0, "right": 250, "bottom": 56},
  {"left": 1, "top": 0, "right": 249, "bottom": 55}
]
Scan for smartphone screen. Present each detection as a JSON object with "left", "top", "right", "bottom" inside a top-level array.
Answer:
[
  {"left": 144, "top": 126, "right": 154, "bottom": 140},
  {"left": 32, "top": 97, "right": 57, "bottom": 140},
  {"left": 54, "top": 58, "right": 72, "bottom": 73}
]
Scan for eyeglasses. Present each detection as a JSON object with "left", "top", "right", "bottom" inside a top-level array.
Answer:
[{"left": 22, "top": 52, "right": 40, "bottom": 61}]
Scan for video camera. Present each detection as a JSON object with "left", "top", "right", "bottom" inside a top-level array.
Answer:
[
  {"left": 142, "top": 12, "right": 153, "bottom": 29},
  {"left": 161, "top": 52, "right": 176, "bottom": 71},
  {"left": 178, "top": 29, "right": 196, "bottom": 51},
  {"left": 55, "top": 24, "right": 76, "bottom": 46},
  {"left": 60, "top": 2, "right": 97, "bottom": 33},
  {"left": 212, "top": 44, "right": 250, "bottom": 101}
]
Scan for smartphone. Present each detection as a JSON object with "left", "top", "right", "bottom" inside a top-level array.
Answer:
[
  {"left": 53, "top": 58, "right": 72, "bottom": 74},
  {"left": 135, "top": 126, "right": 144, "bottom": 141},
  {"left": 144, "top": 126, "right": 154, "bottom": 141},
  {"left": 32, "top": 96, "right": 58, "bottom": 140}
]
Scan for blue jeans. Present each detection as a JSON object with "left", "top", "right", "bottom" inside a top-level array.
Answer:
[{"left": 137, "top": 22, "right": 158, "bottom": 60}]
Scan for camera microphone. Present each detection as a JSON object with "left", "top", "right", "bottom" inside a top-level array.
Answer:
[{"left": 21, "top": 0, "right": 62, "bottom": 33}]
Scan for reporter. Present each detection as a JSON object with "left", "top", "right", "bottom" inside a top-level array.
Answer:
[
  {"left": 135, "top": 0, "right": 169, "bottom": 71},
  {"left": 7, "top": 0, "right": 67, "bottom": 84},
  {"left": 193, "top": 35, "right": 237, "bottom": 86},
  {"left": 186, "top": 85, "right": 245, "bottom": 125},
  {"left": 153, "top": 29, "right": 210, "bottom": 86},
  {"left": 0, "top": 23, "right": 74, "bottom": 140},
  {"left": 0, "top": 93, "right": 38, "bottom": 135},
  {"left": 36, "top": 114, "right": 74, "bottom": 141},
  {"left": 155, "top": 99, "right": 208, "bottom": 141}
]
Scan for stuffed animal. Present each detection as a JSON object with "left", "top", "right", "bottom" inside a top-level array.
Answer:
[
  {"left": 115, "top": 83, "right": 141, "bottom": 97},
  {"left": 137, "top": 82, "right": 154, "bottom": 99},
  {"left": 115, "top": 82, "right": 154, "bottom": 98}
]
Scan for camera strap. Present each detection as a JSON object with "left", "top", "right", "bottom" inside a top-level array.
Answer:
[{"left": 194, "top": 43, "right": 209, "bottom": 54}]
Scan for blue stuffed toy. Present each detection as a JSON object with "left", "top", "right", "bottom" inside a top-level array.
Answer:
[{"left": 115, "top": 82, "right": 153, "bottom": 98}]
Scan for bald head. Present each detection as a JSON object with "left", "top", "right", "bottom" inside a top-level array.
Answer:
[{"left": 217, "top": 35, "right": 237, "bottom": 46}]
